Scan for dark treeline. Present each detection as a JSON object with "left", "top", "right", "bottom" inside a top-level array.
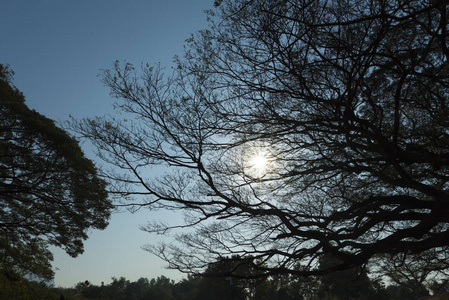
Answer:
[
  {"left": 50, "top": 274, "right": 447, "bottom": 300},
  {"left": 3, "top": 257, "right": 449, "bottom": 300}
]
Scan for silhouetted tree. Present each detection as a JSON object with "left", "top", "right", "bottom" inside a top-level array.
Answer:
[
  {"left": 172, "top": 275, "right": 201, "bottom": 300},
  {"left": 385, "top": 283, "right": 429, "bottom": 300},
  {"left": 379, "top": 251, "right": 444, "bottom": 298},
  {"left": 316, "top": 254, "right": 387, "bottom": 300},
  {"left": 196, "top": 258, "right": 251, "bottom": 300},
  {"left": 72, "top": 0, "right": 449, "bottom": 279},
  {"left": 146, "top": 275, "right": 175, "bottom": 300},
  {"left": 0, "top": 271, "right": 60, "bottom": 300},
  {"left": 429, "top": 277, "right": 449, "bottom": 297},
  {"left": 265, "top": 273, "right": 314, "bottom": 300},
  {"left": 75, "top": 280, "right": 106, "bottom": 299},
  {"left": 0, "top": 64, "right": 112, "bottom": 280},
  {"left": 125, "top": 277, "right": 150, "bottom": 300}
]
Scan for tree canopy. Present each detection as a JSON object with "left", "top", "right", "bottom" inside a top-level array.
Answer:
[
  {"left": 73, "top": 0, "right": 449, "bottom": 280},
  {"left": 20, "top": 264, "right": 447, "bottom": 300},
  {"left": 0, "top": 64, "right": 112, "bottom": 279}
]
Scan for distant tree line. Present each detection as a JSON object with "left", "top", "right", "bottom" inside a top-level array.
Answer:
[{"left": 3, "top": 256, "right": 449, "bottom": 300}]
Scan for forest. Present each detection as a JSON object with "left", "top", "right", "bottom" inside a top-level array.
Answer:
[{"left": 2, "top": 260, "right": 449, "bottom": 300}]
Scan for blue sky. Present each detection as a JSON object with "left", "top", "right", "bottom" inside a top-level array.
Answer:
[{"left": 1, "top": 0, "right": 213, "bottom": 287}]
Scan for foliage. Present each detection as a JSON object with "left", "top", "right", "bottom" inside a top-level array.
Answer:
[
  {"left": 72, "top": 0, "right": 449, "bottom": 281},
  {"left": 38, "top": 267, "right": 449, "bottom": 300},
  {"left": 0, "top": 64, "right": 112, "bottom": 279},
  {"left": 316, "top": 254, "right": 388, "bottom": 300},
  {"left": 196, "top": 257, "right": 258, "bottom": 300},
  {"left": 0, "top": 270, "right": 60, "bottom": 300},
  {"left": 379, "top": 252, "right": 442, "bottom": 298}
]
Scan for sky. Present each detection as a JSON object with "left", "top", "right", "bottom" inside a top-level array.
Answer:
[{"left": 1, "top": 0, "right": 213, "bottom": 287}]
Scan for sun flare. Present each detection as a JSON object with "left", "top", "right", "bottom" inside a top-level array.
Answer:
[
  {"left": 250, "top": 152, "right": 268, "bottom": 171},
  {"left": 247, "top": 151, "right": 269, "bottom": 178}
]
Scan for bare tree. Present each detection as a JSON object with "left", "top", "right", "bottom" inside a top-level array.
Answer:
[{"left": 72, "top": 0, "right": 449, "bottom": 278}]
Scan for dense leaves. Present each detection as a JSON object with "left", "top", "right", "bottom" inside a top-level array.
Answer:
[
  {"left": 0, "top": 272, "right": 60, "bottom": 300},
  {"left": 73, "top": 0, "right": 449, "bottom": 281},
  {"left": 316, "top": 255, "right": 388, "bottom": 300},
  {"left": 0, "top": 65, "right": 112, "bottom": 279},
  {"left": 20, "top": 263, "right": 449, "bottom": 300}
]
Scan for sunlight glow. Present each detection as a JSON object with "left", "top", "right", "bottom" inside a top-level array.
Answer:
[
  {"left": 250, "top": 152, "right": 268, "bottom": 171},
  {"left": 247, "top": 151, "right": 269, "bottom": 178}
]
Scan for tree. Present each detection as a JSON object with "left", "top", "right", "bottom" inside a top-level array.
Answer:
[
  {"left": 125, "top": 277, "right": 151, "bottom": 300},
  {"left": 316, "top": 254, "right": 386, "bottom": 300},
  {"left": 379, "top": 251, "right": 442, "bottom": 298},
  {"left": 72, "top": 0, "right": 449, "bottom": 279},
  {"left": 0, "top": 64, "right": 112, "bottom": 279},
  {"left": 172, "top": 275, "right": 201, "bottom": 300},
  {"left": 196, "top": 257, "right": 262, "bottom": 300},
  {"left": 146, "top": 276, "right": 175, "bottom": 300},
  {"left": 0, "top": 271, "right": 60, "bottom": 300}
]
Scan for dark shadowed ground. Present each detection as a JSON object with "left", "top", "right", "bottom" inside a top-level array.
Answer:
[{"left": 419, "top": 294, "right": 449, "bottom": 300}]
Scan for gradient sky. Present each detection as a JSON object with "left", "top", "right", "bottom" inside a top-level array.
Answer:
[{"left": 1, "top": 0, "right": 213, "bottom": 287}]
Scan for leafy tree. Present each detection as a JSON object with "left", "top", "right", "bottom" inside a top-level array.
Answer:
[
  {"left": 316, "top": 255, "right": 387, "bottom": 300},
  {"left": 0, "top": 270, "right": 60, "bottom": 300},
  {"left": 0, "top": 64, "right": 112, "bottom": 280},
  {"left": 102, "top": 277, "right": 129, "bottom": 300},
  {"left": 264, "top": 273, "right": 316, "bottom": 300},
  {"left": 146, "top": 275, "right": 175, "bottom": 300},
  {"left": 195, "top": 257, "right": 259, "bottom": 300},
  {"left": 385, "top": 283, "right": 429, "bottom": 300},
  {"left": 172, "top": 275, "right": 201, "bottom": 300},
  {"left": 72, "top": 0, "right": 449, "bottom": 279},
  {"left": 125, "top": 277, "right": 151, "bottom": 300}
]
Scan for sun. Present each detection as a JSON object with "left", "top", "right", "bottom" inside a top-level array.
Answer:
[
  {"left": 250, "top": 152, "right": 268, "bottom": 171},
  {"left": 247, "top": 151, "right": 269, "bottom": 178}
]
